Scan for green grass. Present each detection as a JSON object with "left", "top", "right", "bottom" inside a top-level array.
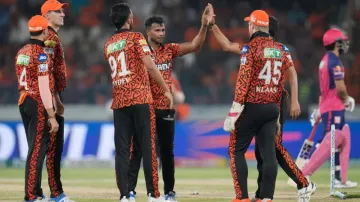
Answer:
[{"left": 0, "top": 164, "right": 360, "bottom": 202}]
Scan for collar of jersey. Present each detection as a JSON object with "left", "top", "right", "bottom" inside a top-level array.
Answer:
[
  {"left": 28, "top": 39, "right": 45, "bottom": 47},
  {"left": 115, "top": 28, "right": 131, "bottom": 34},
  {"left": 250, "top": 31, "right": 270, "bottom": 41},
  {"left": 48, "top": 26, "right": 57, "bottom": 35}
]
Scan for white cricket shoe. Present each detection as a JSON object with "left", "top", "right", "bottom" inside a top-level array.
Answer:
[
  {"left": 334, "top": 179, "right": 358, "bottom": 188},
  {"left": 165, "top": 191, "right": 178, "bottom": 202},
  {"left": 120, "top": 196, "right": 129, "bottom": 202},
  {"left": 129, "top": 191, "right": 136, "bottom": 202},
  {"left": 147, "top": 193, "right": 162, "bottom": 202}
]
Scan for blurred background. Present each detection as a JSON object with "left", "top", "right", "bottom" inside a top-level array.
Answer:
[{"left": 1, "top": 0, "right": 360, "bottom": 166}]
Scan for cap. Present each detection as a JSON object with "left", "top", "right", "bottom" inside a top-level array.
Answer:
[
  {"left": 244, "top": 10, "right": 269, "bottom": 27},
  {"left": 41, "top": 0, "right": 69, "bottom": 15},
  {"left": 28, "top": 15, "right": 48, "bottom": 32},
  {"left": 323, "top": 28, "right": 348, "bottom": 46}
]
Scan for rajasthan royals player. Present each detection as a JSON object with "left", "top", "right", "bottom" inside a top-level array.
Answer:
[{"left": 307, "top": 28, "right": 357, "bottom": 188}]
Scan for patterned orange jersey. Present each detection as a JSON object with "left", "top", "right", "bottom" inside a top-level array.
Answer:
[
  {"left": 15, "top": 39, "right": 55, "bottom": 104},
  {"left": 235, "top": 32, "right": 293, "bottom": 105},
  {"left": 104, "top": 29, "right": 153, "bottom": 109},
  {"left": 149, "top": 43, "right": 180, "bottom": 109},
  {"left": 45, "top": 26, "right": 67, "bottom": 92}
]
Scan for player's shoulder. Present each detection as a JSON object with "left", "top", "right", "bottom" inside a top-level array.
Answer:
[
  {"left": 325, "top": 52, "right": 342, "bottom": 67},
  {"left": 275, "top": 42, "right": 290, "bottom": 53},
  {"left": 164, "top": 43, "right": 179, "bottom": 49},
  {"left": 15, "top": 45, "right": 32, "bottom": 66},
  {"left": 240, "top": 44, "right": 250, "bottom": 55}
]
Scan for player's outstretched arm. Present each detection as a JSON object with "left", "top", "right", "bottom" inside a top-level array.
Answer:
[
  {"left": 142, "top": 55, "right": 173, "bottom": 108},
  {"left": 207, "top": 4, "right": 240, "bottom": 54},
  {"left": 177, "top": 5, "right": 211, "bottom": 56},
  {"left": 211, "top": 25, "right": 241, "bottom": 54}
]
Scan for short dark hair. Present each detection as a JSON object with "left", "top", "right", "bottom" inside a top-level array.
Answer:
[
  {"left": 145, "top": 15, "right": 165, "bottom": 29},
  {"left": 269, "top": 16, "right": 279, "bottom": 38},
  {"left": 30, "top": 30, "right": 44, "bottom": 37},
  {"left": 110, "top": 3, "right": 131, "bottom": 29},
  {"left": 325, "top": 43, "right": 336, "bottom": 51}
]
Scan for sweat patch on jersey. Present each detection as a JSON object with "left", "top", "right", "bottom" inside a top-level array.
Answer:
[
  {"left": 241, "top": 45, "right": 249, "bottom": 54},
  {"left": 264, "top": 48, "right": 281, "bottom": 58},
  {"left": 107, "top": 39, "right": 126, "bottom": 55},
  {"left": 16, "top": 54, "right": 30, "bottom": 66}
]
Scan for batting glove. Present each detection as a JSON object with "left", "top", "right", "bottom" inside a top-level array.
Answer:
[
  {"left": 223, "top": 102, "right": 244, "bottom": 132},
  {"left": 344, "top": 96, "right": 355, "bottom": 112},
  {"left": 310, "top": 108, "right": 321, "bottom": 127}
]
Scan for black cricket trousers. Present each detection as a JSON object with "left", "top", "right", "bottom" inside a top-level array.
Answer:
[
  {"left": 19, "top": 96, "right": 63, "bottom": 201},
  {"left": 129, "top": 109, "right": 176, "bottom": 195},
  {"left": 255, "top": 91, "right": 309, "bottom": 199},
  {"left": 228, "top": 103, "right": 279, "bottom": 200},
  {"left": 113, "top": 104, "right": 160, "bottom": 199}
]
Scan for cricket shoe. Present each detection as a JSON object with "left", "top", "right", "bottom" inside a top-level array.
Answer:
[
  {"left": 24, "top": 195, "right": 48, "bottom": 202},
  {"left": 232, "top": 198, "right": 251, "bottom": 202},
  {"left": 250, "top": 197, "right": 259, "bottom": 202},
  {"left": 334, "top": 179, "right": 358, "bottom": 188},
  {"left": 165, "top": 191, "right": 177, "bottom": 202},
  {"left": 147, "top": 193, "right": 162, "bottom": 202},
  {"left": 305, "top": 176, "right": 317, "bottom": 195},
  {"left": 129, "top": 191, "right": 136, "bottom": 202},
  {"left": 120, "top": 196, "right": 129, "bottom": 202},
  {"left": 298, "top": 185, "right": 312, "bottom": 202},
  {"left": 37, "top": 195, "right": 48, "bottom": 201},
  {"left": 255, "top": 199, "right": 272, "bottom": 202},
  {"left": 49, "top": 193, "right": 75, "bottom": 202}
]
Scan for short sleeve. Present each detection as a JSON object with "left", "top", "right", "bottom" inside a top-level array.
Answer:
[
  {"left": 169, "top": 43, "right": 180, "bottom": 58},
  {"left": 134, "top": 33, "right": 151, "bottom": 58},
  {"left": 329, "top": 60, "right": 345, "bottom": 80},
  {"left": 282, "top": 45, "right": 294, "bottom": 70},
  {"left": 36, "top": 52, "right": 50, "bottom": 77}
]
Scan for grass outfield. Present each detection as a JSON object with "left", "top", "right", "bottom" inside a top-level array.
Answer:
[{"left": 1, "top": 165, "right": 360, "bottom": 202}]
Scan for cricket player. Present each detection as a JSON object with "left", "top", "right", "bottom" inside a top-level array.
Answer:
[
  {"left": 208, "top": 8, "right": 315, "bottom": 201},
  {"left": 253, "top": 16, "right": 316, "bottom": 202},
  {"left": 103, "top": 3, "right": 173, "bottom": 202},
  {"left": 306, "top": 28, "right": 357, "bottom": 188},
  {"left": 16, "top": 15, "right": 58, "bottom": 202},
  {"left": 39, "top": 1, "right": 74, "bottom": 201},
  {"left": 128, "top": 7, "right": 211, "bottom": 202},
  {"left": 217, "top": 8, "right": 292, "bottom": 201}
]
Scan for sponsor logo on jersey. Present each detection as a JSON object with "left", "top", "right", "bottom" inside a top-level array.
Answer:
[
  {"left": 16, "top": 55, "right": 30, "bottom": 66},
  {"left": 264, "top": 48, "right": 281, "bottom": 58},
  {"left": 107, "top": 40, "right": 126, "bottom": 55},
  {"left": 38, "top": 53, "right": 47, "bottom": 63}
]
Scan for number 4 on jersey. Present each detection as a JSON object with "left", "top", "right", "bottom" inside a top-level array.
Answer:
[
  {"left": 19, "top": 68, "right": 28, "bottom": 90},
  {"left": 258, "top": 60, "right": 282, "bottom": 85},
  {"left": 108, "top": 52, "right": 131, "bottom": 78}
]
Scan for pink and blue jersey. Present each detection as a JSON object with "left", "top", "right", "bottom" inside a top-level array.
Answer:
[
  {"left": 318, "top": 51, "right": 346, "bottom": 139},
  {"left": 319, "top": 51, "right": 345, "bottom": 114}
]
